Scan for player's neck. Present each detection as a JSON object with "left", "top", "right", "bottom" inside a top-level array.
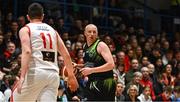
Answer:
[
  {"left": 87, "top": 39, "right": 96, "bottom": 46},
  {"left": 30, "top": 19, "right": 43, "bottom": 23}
]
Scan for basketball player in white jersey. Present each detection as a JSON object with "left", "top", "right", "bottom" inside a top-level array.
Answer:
[{"left": 11, "top": 3, "right": 79, "bottom": 102}]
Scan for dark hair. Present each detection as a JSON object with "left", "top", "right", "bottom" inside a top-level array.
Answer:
[
  {"left": 142, "top": 86, "right": 150, "bottom": 92},
  {"left": 28, "top": 3, "right": 44, "bottom": 19},
  {"left": 163, "top": 86, "right": 173, "bottom": 93},
  {"left": 174, "top": 86, "right": 180, "bottom": 93}
]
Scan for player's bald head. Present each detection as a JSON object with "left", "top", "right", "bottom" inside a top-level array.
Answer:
[{"left": 85, "top": 24, "right": 97, "bottom": 31}]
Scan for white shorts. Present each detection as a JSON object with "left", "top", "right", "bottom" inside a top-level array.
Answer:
[{"left": 11, "top": 68, "right": 59, "bottom": 102}]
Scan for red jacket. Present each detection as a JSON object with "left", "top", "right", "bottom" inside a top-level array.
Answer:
[{"left": 140, "top": 78, "right": 156, "bottom": 100}]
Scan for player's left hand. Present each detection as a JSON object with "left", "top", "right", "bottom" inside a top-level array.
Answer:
[
  {"left": 68, "top": 75, "right": 79, "bottom": 92},
  {"left": 17, "top": 78, "right": 24, "bottom": 94},
  {"left": 80, "top": 67, "right": 93, "bottom": 76}
]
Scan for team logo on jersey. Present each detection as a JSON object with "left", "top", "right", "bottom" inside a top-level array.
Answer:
[
  {"left": 85, "top": 50, "right": 94, "bottom": 57},
  {"left": 41, "top": 51, "right": 55, "bottom": 62},
  {"left": 89, "top": 52, "right": 94, "bottom": 57}
]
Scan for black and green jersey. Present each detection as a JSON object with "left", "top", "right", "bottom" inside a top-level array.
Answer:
[{"left": 83, "top": 39, "right": 113, "bottom": 81}]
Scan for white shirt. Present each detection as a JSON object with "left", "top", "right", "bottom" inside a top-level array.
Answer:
[
  {"left": 26, "top": 23, "right": 58, "bottom": 72},
  {"left": 138, "top": 93, "right": 152, "bottom": 102},
  {"left": 0, "top": 91, "right": 5, "bottom": 102}
]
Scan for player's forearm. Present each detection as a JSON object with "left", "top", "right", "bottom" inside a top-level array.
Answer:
[
  {"left": 92, "top": 62, "right": 114, "bottom": 73},
  {"left": 63, "top": 55, "right": 74, "bottom": 76},
  {"left": 20, "top": 50, "right": 31, "bottom": 80},
  {"left": 58, "top": 46, "right": 74, "bottom": 76},
  {"left": 56, "top": 33, "right": 75, "bottom": 77}
]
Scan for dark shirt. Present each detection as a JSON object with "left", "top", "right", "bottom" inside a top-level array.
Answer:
[{"left": 83, "top": 39, "right": 113, "bottom": 81}]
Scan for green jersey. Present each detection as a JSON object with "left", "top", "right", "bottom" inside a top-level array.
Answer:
[{"left": 83, "top": 39, "right": 113, "bottom": 81}]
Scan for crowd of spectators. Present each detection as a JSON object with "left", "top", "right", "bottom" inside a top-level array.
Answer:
[{"left": 0, "top": 0, "right": 180, "bottom": 102}]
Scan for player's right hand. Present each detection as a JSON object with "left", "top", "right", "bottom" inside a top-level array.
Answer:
[{"left": 67, "top": 75, "right": 79, "bottom": 92}]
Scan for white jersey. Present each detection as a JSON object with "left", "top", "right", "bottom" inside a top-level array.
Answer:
[{"left": 26, "top": 23, "right": 58, "bottom": 72}]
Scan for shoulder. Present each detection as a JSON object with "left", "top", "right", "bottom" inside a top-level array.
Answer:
[
  {"left": 136, "top": 97, "right": 140, "bottom": 102},
  {"left": 19, "top": 26, "right": 29, "bottom": 33},
  {"left": 137, "top": 95, "right": 142, "bottom": 101},
  {"left": 97, "top": 41, "right": 109, "bottom": 54},
  {"left": 18, "top": 25, "right": 32, "bottom": 39},
  {"left": 45, "top": 23, "right": 55, "bottom": 30},
  {"left": 97, "top": 41, "right": 108, "bottom": 49}
]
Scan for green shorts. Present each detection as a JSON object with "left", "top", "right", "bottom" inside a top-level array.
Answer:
[{"left": 85, "top": 77, "right": 116, "bottom": 101}]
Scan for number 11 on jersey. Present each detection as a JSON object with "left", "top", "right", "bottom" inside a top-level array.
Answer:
[{"left": 40, "top": 32, "right": 53, "bottom": 49}]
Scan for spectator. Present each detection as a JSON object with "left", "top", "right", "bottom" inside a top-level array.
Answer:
[
  {"left": 74, "top": 49, "right": 84, "bottom": 64},
  {"left": 172, "top": 41, "right": 180, "bottom": 52},
  {"left": 138, "top": 35, "right": 146, "bottom": 48},
  {"left": 137, "top": 86, "right": 152, "bottom": 102},
  {"left": 172, "top": 51, "right": 180, "bottom": 76},
  {"left": 174, "top": 70, "right": 180, "bottom": 86},
  {"left": 125, "top": 59, "right": 140, "bottom": 84},
  {"left": 171, "top": 86, "right": 180, "bottom": 101},
  {"left": 9, "top": 54, "right": 21, "bottom": 77},
  {"left": 147, "top": 64, "right": 158, "bottom": 92},
  {"left": 71, "top": 34, "right": 85, "bottom": 51},
  {"left": 146, "top": 37, "right": 155, "bottom": 50},
  {"left": 61, "top": 32, "right": 70, "bottom": 42},
  {"left": 155, "top": 86, "right": 173, "bottom": 102},
  {"left": 47, "top": 17, "right": 56, "bottom": 29},
  {"left": 10, "top": 21, "right": 20, "bottom": 48},
  {"left": 3, "top": 31, "right": 12, "bottom": 44},
  {"left": 136, "top": 46, "right": 143, "bottom": 62},
  {"left": 116, "top": 51, "right": 130, "bottom": 73},
  {"left": 125, "top": 71, "right": 143, "bottom": 96},
  {"left": 108, "top": 43, "right": 116, "bottom": 54},
  {"left": 17, "top": 16, "right": 26, "bottom": 28},
  {"left": 127, "top": 49, "right": 136, "bottom": 61},
  {"left": 140, "top": 56, "right": 150, "bottom": 67},
  {"left": 161, "top": 40, "right": 170, "bottom": 55},
  {"left": 115, "top": 82, "right": 125, "bottom": 102},
  {"left": 112, "top": 54, "right": 118, "bottom": 65},
  {"left": 0, "top": 41, "right": 20, "bottom": 73},
  {"left": 139, "top": 67, "right": 156, "bottom": 100},
  {"left": 162, "top": 50, "right": 174, "bottom": 66},
  {"left": 154, "top": 58, "right": 164, "bottom": 75},
  {"left": 162, "top": 64, "right": 176, "bottom": 88},
  {"left": 56, "top": 17, "right": 66, "bottom": 34},
  {"left": 0, "top": 75, "right": 13, "bottom": 93},
  {"left": 149, "top": 48, "right": 161, "bottom": 64},
  {"left": 125, "top": 84, "right": 140, "bottom": 102},
  {"left": 130, "top": 38, "right": 138, "bottom": 50},
  {"left": 70, "top": 41, "right": 83, "bottom": 60},
  {"left": 143, "top": 42, "right": 152, "bottom": 58},
  {"left": 113, "top": 63, "right": 126, "bottom": 84},
  {"left": 103, "top": 35, "right": 115, "bottom": 48}
]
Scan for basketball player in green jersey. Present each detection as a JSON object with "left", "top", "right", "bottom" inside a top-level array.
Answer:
[{"left": 80, "top": 24, "right": 116, "bottom": 101}]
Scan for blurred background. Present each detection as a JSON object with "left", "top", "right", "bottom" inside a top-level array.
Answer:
[
  {"left": 0, "top": 1, "right": 180, "bottom": 101},
  {"left": 0, "top": 0, "right": 180, "bottom": 37}
]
